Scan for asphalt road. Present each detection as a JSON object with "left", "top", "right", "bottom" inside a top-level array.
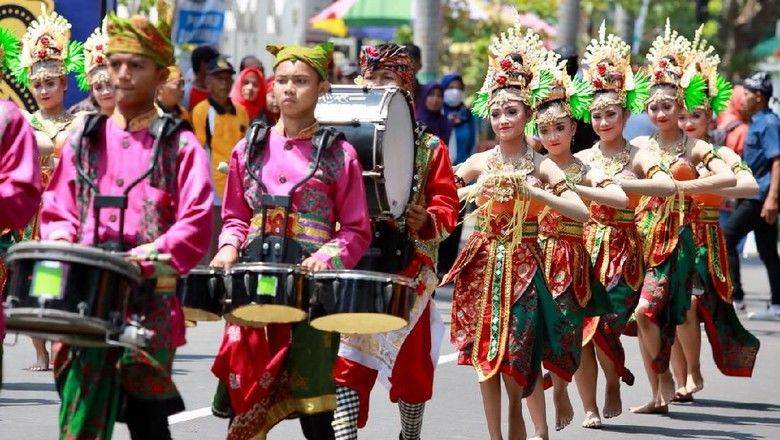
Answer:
[{"left": 1, "top": 257, "right": 779, "bottom": 440}]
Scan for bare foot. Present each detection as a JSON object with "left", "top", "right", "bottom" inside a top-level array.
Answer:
[
  {"left": 582, "top": 410, "right": 602, "bottom": 429},
  {"left": 672, "top": 390, "right": 693, "bottom": 403},
  {"left": 630, "top": 401, "right": 669, "bottom": 414},
  {"left": 603, "top": 384, "right": 622, "bottom": 419},
  {"left": 659, "top": 373, "right": 676, "bottom": 405},
  {"left": 528, "top": 426, "right": 549, "bottom": 440},
  {"left": 686, "top": 373, "right": 704, "bottom": 394},
  {"left": 554, "top": 388, "right": 574, "bottom": 431},
  {"left": 26, "top": 351, "right": 50, "bottom": 372}
]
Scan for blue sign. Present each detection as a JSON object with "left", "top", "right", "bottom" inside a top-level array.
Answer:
[{"left": 174, "top": 0, "right": 226, "bottom": 46}]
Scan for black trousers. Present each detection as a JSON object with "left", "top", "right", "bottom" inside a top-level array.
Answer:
[
  {"left": 123, "top": 394, "right": 175, "bottom": 440},
  {"left": 724, "top": 199, "right": 780, "bottom": 305},
  {"left": 299, "top": 411, "right": 336, "bottom": 440}
]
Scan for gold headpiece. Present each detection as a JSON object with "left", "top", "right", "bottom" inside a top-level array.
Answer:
[
  {"left": 645, "top": 19, "right": 691, "bottom": 103},
  {"left": 680, "top": 25, "right": 732, "bottom": 113},
  {"left": 472, "top": 25, "right": 556, "bottom": 117},
  {"left": 583, "top": 21, "right": 641, "bottom": 113},
  {"left": 18, "top": 6, "right": 73, "bottom": 82},
  {"left": 75, "top": 18, "right": 109, "bottom": 90}
]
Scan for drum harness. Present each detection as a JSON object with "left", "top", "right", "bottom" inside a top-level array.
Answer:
[
  {"left": 241, "top": 120, "right": 343, "bottom": 266},
  {"left": 67, "top": 113, "right": 187, "bottom": 349}
]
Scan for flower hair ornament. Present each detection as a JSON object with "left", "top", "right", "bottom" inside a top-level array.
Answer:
[
  {"left": 15, "top": 5, "right": 84, "bottom": 88},
  {"left": 524, "top": 47, "right": 594, "bottom": 136},
  {"left": 644, "top": 19, "right": 706, "bottom": 111},
  {"left": 77, "top": 18, "right": 109, "bottom": 91},
  {"left": 681, "top": 25, "right": 732, "bottom": 115},
  {"left": 0, "top": 27, "right": 21, "bottom": 74},
  {"left": 471, "top": 25, "right": 557, "bottom": 119},
  {"left": 582, "top": 21, "right": 649, "bottom": 115}
]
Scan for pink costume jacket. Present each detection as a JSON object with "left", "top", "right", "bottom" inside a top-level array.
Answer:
[
  {"left": 1, "top": 100, "right": 42, "bottom": 340},
  {"left": 40, "top": 112, "right": 213, "bottom": 277},
  {"left": 217, "top": 123, "right": 371, "bottom": 268}
]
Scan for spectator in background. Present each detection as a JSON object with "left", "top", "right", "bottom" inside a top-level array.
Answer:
[
  {"left": 186, "top": 45, "right": 219, "bottom": 110},
  {"left": 192, "top": 56, "right": 249, "bottom": 261},
  {"left": 715, "top": 85, "right": 749, "bottom": 155},
  {"left": 404, "top": 43, "right": 423, "bottom": 102},
  {"left": 724, "top": 72, "right": 780, "bottom": 320},
  {"left": 438, "top": 73, "right": 480, "bottom": 275},
  {"left": 441, "top": 73, "right": 479, "bottom": 165},
  {"left": 415, "top": 82, "right": 451, "bottom": 142},
  {"left": 337, "top": 60, "right": 359, "bottom": 84},
  {"left": 556, "top": 45, "right": 599, "bottom": 152},
  {"left": 157, "top": 65, "right": 191, "bottom": 123},
  {"left": 264, "top": 75, "right": 280, "bottom": 124},
  {"left": 230, "top": 65, "right": 267, "bottom": 122},
  {"left": 239, "top": 54, "right": 264, "bottom": 73}
]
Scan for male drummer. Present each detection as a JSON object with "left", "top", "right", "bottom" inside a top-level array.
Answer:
[
  {"left": 332, "top": 43, "right": 459, "bottom": 440},
  {"left": 209, "top": 42, "right": 372, "bottom": 440},
  {"left": 39, "top": 4, "right": 214, "bottom": 439},
  {"left": 0, "top": 100, "right": 43, "bottom": 390}
]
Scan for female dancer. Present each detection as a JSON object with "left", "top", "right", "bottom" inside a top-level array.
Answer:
[
  {"left": 74, "top": 19, "right": 114, "bottom": 116},
  {"left": 526, "top": 57, "right": 629, "bottom": 432},
  {"left": 631, "top": 20, "right": 736, "bottom": 414},
  {"left": 442, "top": 27, "right": 588, "bottom": 440},
  {"left": 14, "top": 7, "right": 82, "bottom": 372},
  {"left": 573, "top": 24, "right": 676, "bottom": 428},
  {"left": 670, "top": 28, "right": 760, "bottom": 402}
]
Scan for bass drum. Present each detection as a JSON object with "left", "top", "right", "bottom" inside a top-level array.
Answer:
[{"left": 315, "top": 85, "right": 415, "bottom": 219}]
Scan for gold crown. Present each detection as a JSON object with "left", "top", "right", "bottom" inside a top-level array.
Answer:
[
  {"left": 479, "top": 24, "right": 556, "bottom": 106},
  {"left": 583, "top": 21, "right": 635, "bottom": 95},
  {"left": 683, "top": 25, "right": 720, "bottom": 99},
  {"left": 19, "top": 5, "right": 71, "bottom": 75},
  {"left": 84, "top": 18, "right": 109, "bottom": 77},
  {"left": 645, "top": 19, "right": 691, "bottom": 88}
]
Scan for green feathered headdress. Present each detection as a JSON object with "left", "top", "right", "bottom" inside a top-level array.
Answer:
[
  {"left": 683, "top": 25, "right": 733, "bottom": 115},
  {"left": 14, "top": 6, "right": 83, "bottom": 89},
  {"left": 471, "top": 26, "right": 557, "bottom": 119},
  {"left": 0, "top": 27, "right": 21, "bottom": 75}
]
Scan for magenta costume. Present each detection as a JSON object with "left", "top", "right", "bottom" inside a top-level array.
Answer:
[
  {"left": 1, "top": 99, "right": 42, "bottom": 347},
  {"left": 211, "top": 122, "right": 372, "bottom": 439},
  {"left": 39, "top": 110, "right": 213, "bottom": 438}
]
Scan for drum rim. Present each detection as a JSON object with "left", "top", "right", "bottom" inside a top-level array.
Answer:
[
  {"left": 5, "top": 241, "right": 141, "bottom": 283},
  {"left": 229, "top": 262, "right": 309, "bottom": 275},
  {"left": 310, "top": 270, "right": 415, "bottom": 286}
]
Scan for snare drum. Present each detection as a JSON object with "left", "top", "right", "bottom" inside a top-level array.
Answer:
[
  {"left": 226, "top": 262, "right": 310, "bottom": 326},
  {"left": 316, "top": 85, "right": 415, "bottom": 219},
  {"left": 309, "top": 270, "right": 416, "bottom": 334},
  {"left": 176, "top": 266, "right": 226, "bottom": 321},
  {"left": 3, "top": 241, "right": 141, "bottom": 346}
]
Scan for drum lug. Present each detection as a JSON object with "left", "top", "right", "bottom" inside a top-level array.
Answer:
[
  {"left": 77, "top": 302, "right": 88, "bottom": 316},
  {"left": 244, "top": 273, "right": 253, "bottom": 302}
]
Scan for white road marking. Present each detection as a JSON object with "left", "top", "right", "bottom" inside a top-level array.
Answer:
[{"left": 169, "top": 351, "right": 461, "bottom": 425}]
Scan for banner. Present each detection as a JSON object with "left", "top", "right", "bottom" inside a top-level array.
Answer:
[{"left": 173, "top": 0, "right": 227, "bottom": 46}]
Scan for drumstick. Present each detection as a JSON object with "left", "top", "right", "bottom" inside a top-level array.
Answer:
[{"left": 124, "top": 253, "right": 173, "bottom": 263}]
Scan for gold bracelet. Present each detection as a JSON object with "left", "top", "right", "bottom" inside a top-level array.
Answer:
[
  {"left": 552, "top": 180, "right": 571, "bottom": 196},
  {"left": 597, "top": 178, "right": 614, "bottom": 188},
  {"left": 647, "top": 165, "right": 662, "bottom": 179},
  {"left": 702, "top": 149, "right": 719, "bottom": 168}
]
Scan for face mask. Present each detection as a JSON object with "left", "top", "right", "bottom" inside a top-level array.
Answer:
[{"left": 443, "top": 88, "right": 464, "bottom": 107}]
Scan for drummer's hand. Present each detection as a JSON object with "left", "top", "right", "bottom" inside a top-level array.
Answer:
[
  {"left": 210, "top": 245, "right": 239, "bottom": 271},
  {"left": 301, "top": 256, "right": 328, "bottom": 272},
  {"left": 405, "top": 204, "right": 431, "bottom": 234}
]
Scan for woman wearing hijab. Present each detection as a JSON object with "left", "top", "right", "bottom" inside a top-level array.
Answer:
[
  {"left": 230, "top": 65, "right": 267, "bottom": 122},
  {"left": 441, "top": 73, "right": 480, "bottom": 166},
  {"left": 415, "top": 82, "right": 452, "bottom": 142}
]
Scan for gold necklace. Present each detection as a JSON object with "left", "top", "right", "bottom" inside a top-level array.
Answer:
[
  {"left": 490, "top": 144, "right": 535, "bottom": 175},
  {"left": 592, "top": 141, "right": 630, "bottom": 177},
  {"left": 562, "top": 158, "right": 586, "bottom": 185},
  {"left": 31, "top": 110, "right": 73, "bottom": 141},
  {"left": 651, "top": 133, "right": 688, "bottom": 168}
]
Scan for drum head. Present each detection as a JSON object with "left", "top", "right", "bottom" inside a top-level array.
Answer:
[
  {"left": 382, "top": 91, "right": 414, "bottom": 218},
  {"left": 310, "top": 313, "right": 408, "bottom": 334},
  {"left": 182, "top": 307, "right": 222, "bottom": 322},
  {"left": 225, "top": 304, "right": 307, "bottom": 325}
]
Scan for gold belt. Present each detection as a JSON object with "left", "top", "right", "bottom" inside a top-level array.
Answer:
[
  {"left": 697, "top": 206, "right": 720, "bottom": 222},
  {"left": 476, "top": 221, "right": 539, "bottom": 238},
  {"left": 554, "top": 221, "right": 584, "bottom": 238}
]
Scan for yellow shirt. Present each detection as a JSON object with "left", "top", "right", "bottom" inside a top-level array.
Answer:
[{"left": 192, "top": 98, "right": 249, "bottom": 199}]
